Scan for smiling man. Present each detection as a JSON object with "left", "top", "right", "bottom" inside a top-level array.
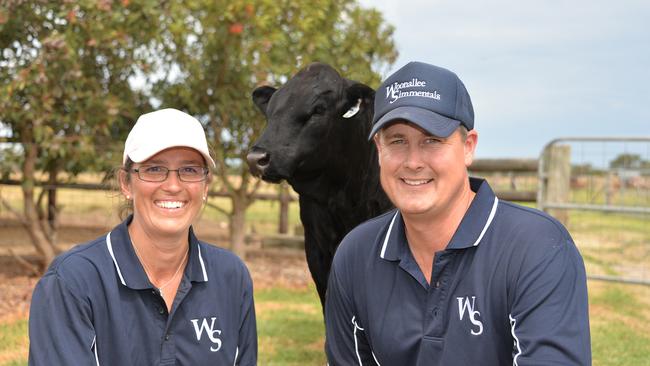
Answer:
[{"left": 324, "top": 62, "right": 591, "bottom": 365}]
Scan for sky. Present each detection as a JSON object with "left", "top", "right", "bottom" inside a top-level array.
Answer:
[{"left": 358, "top": 0, "right": 650, "bottom": 158}]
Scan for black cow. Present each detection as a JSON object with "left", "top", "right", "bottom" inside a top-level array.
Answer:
[{"left": 247, "top": 63, "right": 392, "bottom": 306}]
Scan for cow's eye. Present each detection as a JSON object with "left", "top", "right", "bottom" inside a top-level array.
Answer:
[{"left": 311, "top": 105, "right": 326, "bottom": 116}]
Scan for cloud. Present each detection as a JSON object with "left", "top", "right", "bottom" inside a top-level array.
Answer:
[{"left": 360, "top": 0, "right": 650, "bottom": 157}]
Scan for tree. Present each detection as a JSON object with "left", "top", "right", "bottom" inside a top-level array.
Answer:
[
  {"left": 0, "top": 0, "right": 163, "bottom": 270},
  {"left": 153, "top": 0, "right": 397, "bottom": 255},
  {"left": 609, "top": 153, "right": 650, "bottom": 170}
]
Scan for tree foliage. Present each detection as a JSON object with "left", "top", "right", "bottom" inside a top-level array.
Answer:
[
  {"left": 0, "top": 0, "right": 163, "bottom": 173},
  {"left": 153, "top": 0, "right": 397, "bottom": 254},
  {"left": 610, "top": 153, "right": 650, "bottom": 170},
  {"left": 0, "top": 0, "right": 164, "bottom": 268},
  {"left": 0, "top": 0, "right": 397, "bottom": 264}
]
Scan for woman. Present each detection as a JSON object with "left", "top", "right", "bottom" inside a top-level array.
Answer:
[{"left": 28, "top": 108, "right": 257, "bottom": 365}]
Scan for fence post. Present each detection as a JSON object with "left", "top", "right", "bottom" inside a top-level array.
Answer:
[
  {"left": 278, "top": 182, "right": 289, "bottom": 234},
  {"left": 544, "top": 144, "right": 571, "bottom": 225}
]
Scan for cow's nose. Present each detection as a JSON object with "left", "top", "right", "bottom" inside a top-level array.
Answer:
[{"left": 246, "top": 148, "right": 270, "bottom": 177}]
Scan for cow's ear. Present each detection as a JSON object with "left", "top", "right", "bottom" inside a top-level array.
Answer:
[
  {"left": 342, "top": 80, "right": 374, "bottom": 119},
  {"left": 252, "top": 86, "right": 277, "bottom": 114},
  {"left": 345, "top": 80, "right": 375, "bottom": 101}
]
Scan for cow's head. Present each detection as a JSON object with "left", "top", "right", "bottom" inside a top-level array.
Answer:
[{"left": 247, "top": 63, "right": 375, "bottom": 185}]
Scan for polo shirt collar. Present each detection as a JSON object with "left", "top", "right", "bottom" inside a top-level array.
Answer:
[
  {"left": 378, "top": 210, "right": 406, "bottom": 262},
  {"left": 447, "top": 178, "right": 499, "bottom": 249},
  {"left": 379, "top": 177, "right": 499, "bottom": 262},
  {"left": 105, "top": 215, "right": 209, "bottom": 290}
]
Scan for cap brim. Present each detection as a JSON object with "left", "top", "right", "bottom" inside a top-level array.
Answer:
[
  {"left": 126, "top": 145, "right": 216, "bottom": 168},
  {"left": 368, "top": 106, "right": 461, "bottom": 140}
]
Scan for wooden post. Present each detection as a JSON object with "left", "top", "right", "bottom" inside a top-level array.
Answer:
[
  {"left": 545, "top": 145, "right": 571, "bottom": 225},
  {"left": 278, "top": 182, "right": 289, "bottom": 234}
]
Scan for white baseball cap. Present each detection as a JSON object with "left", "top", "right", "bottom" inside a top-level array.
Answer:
[{"left": 123, "top": 108, "right": 216, "bottom": 167}]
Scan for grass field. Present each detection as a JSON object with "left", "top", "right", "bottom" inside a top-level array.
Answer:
[{"left": 1, "top": 182, "right": 649, "bottom": 365}]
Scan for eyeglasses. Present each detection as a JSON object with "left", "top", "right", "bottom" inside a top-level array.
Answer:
[{"left": 131, "top": 165, "right": 209, "bottom": 182}]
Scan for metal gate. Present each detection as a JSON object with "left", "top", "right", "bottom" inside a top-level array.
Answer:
[{"left": 537, "top": 137, "right": 650, "bottom": 285}]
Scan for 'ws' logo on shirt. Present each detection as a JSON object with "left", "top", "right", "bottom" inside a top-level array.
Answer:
[
  {"left": 457, "top": 296, "right": 484, "bottom": 336},
  {"left": 191, "top": 317, "right": 223, "bottom": 352}
]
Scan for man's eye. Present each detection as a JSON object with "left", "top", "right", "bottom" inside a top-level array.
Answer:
[
  {"left": 424, "top": 137, "right": 442, "bottom": 144},
  {"left": 389, "top": 139, "right": 405, "bottom": 145}
]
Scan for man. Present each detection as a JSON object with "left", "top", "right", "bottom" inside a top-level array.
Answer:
[{"left": 324, "top": 62, "right": 591, "bottom": 365}]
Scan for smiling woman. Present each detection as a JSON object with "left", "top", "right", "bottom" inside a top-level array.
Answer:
[{"left": 28, "top": 108, "right": 257, "bottom": 365}]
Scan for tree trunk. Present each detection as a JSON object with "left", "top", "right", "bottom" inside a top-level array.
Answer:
[
  {"left": 229, "top": 194, "right": 248, "bottom": 257},
  {"left": 22, "top": 138, "right": 57, "bottom": 271},
  {"left": 46, "top": 165, "right": 59, "bottom": 245}
]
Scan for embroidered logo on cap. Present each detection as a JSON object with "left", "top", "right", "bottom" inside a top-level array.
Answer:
[{"left": 385, "top": 78, "right": 441, "bottom": 104}]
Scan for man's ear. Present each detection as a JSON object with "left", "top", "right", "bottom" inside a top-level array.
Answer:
[
  {"left": 252, "top": 86, "right": 277, "bottom": 115},
  {"left": 464, "top": 130, "right": 478, "bottom": 167},
  {"left": 373, "top": 133, "right": 383, "bottom": 167}
]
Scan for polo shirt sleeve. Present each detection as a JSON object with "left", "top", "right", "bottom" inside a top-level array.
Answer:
[
  {"left": 28, "top": 271, "right": 96, "bottom": 365},
  {"left": 325, "top": 262, "right": 374, "bottom": 365},
  {"left": 235, "top": 267, "right": 257, "bottom": 366},
  {"left": 508, "top": 236, "right": 591, "bottom": 365}
]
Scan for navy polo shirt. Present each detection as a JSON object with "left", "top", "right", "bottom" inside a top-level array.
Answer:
[
  {"left": 29, "top": 215, "right": 256, "bottom": 365},
  {"left": 325, "top": 178, "right": 591, "bottom": 365}
]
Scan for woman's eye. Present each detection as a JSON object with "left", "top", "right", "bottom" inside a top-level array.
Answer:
[
  {"left": 180, "top": 166, "right": 200, "bottom": 174},
  {"left": 144, "top": 166, "right": 164, "bottom": 173}
]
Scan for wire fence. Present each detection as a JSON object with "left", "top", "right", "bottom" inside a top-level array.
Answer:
[
  {"left": 538, "top": 137, "right": 650, "bottom": 285},
  {"left": 1, "top": 142, "right": 648, "bottom": 285}
]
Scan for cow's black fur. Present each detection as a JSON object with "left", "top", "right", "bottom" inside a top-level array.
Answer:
[{"left": 247, "top": 63, "right": 392, "bottom": 307}]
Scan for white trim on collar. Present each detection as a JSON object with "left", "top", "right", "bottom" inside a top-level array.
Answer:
[
  {"left": 197, "top": 243, "right": 208, "bottom": 281},
  {"left": 92, "top": 336, "right": 100, "bottom": 365},
  {"left": 380, "top": 211, "right": 399, "bottom": 259},
  {"left": 106, "top": 232, "right": 126, "bottom": 286},
  {"left": 472, "top": 196, "right": 499, "bottom": 247}
]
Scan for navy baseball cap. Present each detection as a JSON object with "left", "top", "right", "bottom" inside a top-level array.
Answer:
[{"left": 369, "top": 61, "right": 474, "bottom": 139}]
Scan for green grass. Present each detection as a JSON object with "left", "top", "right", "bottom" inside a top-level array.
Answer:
[
  {"left": 589, "top": 284, "right": 650, "bottom": 366},
  {"left": 0, "top": 318, "right": 28, "bottom": 366},
  {"left": 568, "top": 210, "right": 650, "bottom": 279},
  {"left": 256, "top": 287, "right": 326, "bottom": 365},
  {"left": 592, "top": 323, "right": 650, "bottom": 366}
]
